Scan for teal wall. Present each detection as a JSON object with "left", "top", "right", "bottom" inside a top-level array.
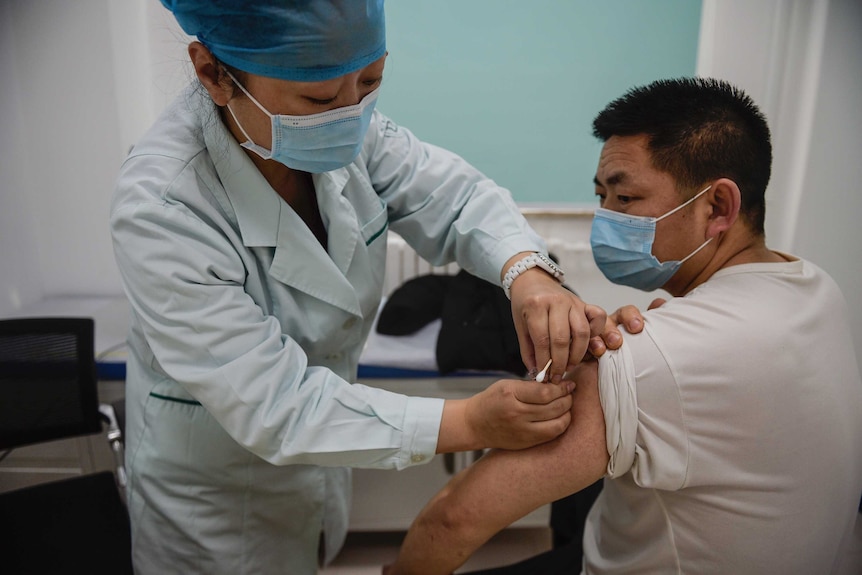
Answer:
[{"left": 378, "top": 1, "right": 702, "bottom": 204}]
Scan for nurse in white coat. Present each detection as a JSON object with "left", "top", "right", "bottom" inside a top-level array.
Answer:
[{"left": 111, "top": 1, "right": 624, "bottom": 573}]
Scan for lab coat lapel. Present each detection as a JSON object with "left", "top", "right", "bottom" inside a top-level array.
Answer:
[
  {"left": 269, "top": 201, "right": 362, "bottom": 316},
  {"left": 314, "top": 169, "right": 360, "bottom": 276},
  {"left": 268, "top": 169, "right": 362, "bottom": 316}
]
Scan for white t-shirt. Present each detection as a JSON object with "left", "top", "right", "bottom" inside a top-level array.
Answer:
[{"left": 586, "top": 257, "right": 862, "bottom": 575}]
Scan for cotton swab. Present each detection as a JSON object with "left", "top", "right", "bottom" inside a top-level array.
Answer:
[{"left": 535, "top": 358, "right": 552, "bottom": 382}]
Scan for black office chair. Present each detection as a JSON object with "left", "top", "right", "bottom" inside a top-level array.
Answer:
[{"left": 0, "top": 317, "right": 132, "bottom": 575}]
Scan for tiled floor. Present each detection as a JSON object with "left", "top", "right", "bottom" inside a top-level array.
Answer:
[{"left": 320, "top": 527, "right": 552, "bottom": 575}]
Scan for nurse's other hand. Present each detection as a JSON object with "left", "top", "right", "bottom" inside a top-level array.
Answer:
[
  {"left": 587, "top": 302, "right": 647, "bottom": 358},
  {"left": 586, "top": 299, "right": 664, "bottom": 357},
  {"left": 508, "top": 269, "right": 606, "bottom": 382},
  {"left": 436, "top": 377, "right": 573, "bottom": 453},
  {"left": 466, "top": 378, "right": 574, "bottom": 450}
]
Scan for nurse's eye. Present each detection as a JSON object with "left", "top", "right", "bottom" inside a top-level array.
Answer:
[
  {"left": 307, "top": 96, "right": 338, "bottom": 106},
  {"left": 362, "top": 76, "right": 383, "bottom": 88}
]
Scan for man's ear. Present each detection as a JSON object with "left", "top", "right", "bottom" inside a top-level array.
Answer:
[
  {"left": 706, "top": 178, "right": 740, "bottom": 239},
  {"left": 188, "top": 41, "right": 233, "bottom": 107}
]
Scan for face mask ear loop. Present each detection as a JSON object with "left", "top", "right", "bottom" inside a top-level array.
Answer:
[
  {"left": 224, "top": 103, "right": 259, "bottom": 149},
  {"left": 679, "top": 236, "right": 713, "bottom": 264},
  {"left": 222, "top": 68, "right": 273, "bottom": 119},
  {"left": 656, "top": 185, "right": 712, "bottom": 222},
  {"left": 221, "top": 69, "right": 275, "bottom": 159}
]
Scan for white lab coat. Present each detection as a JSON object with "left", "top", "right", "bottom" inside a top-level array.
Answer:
[{"left": 110, "top": 85, "right": 546, "bottom": 574}]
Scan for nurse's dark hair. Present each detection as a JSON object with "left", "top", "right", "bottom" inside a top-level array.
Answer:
[
  {"left": 592, "top": 77, "right": 772, "bottom": 234},
  {"left": 190, "top": 58, "right": 247, "bottom": 103},
  {"left": 189, "top": 58, "right": 248, "bottom": 161},
  {"left": 215, "top": 61, "right": 246, "bottom": 100}
]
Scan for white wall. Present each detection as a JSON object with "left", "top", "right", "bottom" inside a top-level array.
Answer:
[
  {"left": 0, "top": 0, "right": 191, "bottom": 318},
  {"left": 1, "top": 0, "right": 860, "bottom": 367},
  {"left": 792, "top": 0, "right": 862, "bottom": 366},
  {"left": 0, "top": 2, "right": 43, "bottom": 310},
  {"left": 0, "top": 0, "right": 126, "bottom": 313},
  {"left": 698, "top": 0, "right": 862, "bottom": 364}
]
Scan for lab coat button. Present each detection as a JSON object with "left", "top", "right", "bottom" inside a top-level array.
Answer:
[
  {"left": 411, "top": 454, "right": 425, "bottom": 463},
  {"left": 342, "top": 317, "right": 357, "bottom": 330},
  {"left": 326, "top": 353, "right": 342, "bottom": 361}
]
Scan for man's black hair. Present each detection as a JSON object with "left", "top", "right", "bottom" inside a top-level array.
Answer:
[{"left": 593, "top": 77, "right": 772, "bottom": 233}]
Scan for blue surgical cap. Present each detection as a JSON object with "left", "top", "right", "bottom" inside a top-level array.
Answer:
[{"left": 161, "top": 0, "right": 386, "bottom": 82}]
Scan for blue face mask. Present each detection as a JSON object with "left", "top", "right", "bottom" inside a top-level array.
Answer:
[
  {"left": 224, "top": 70, "right": 379, "bottom": 173},
  {"left": 590, "top": 185, "right": 712, "bottom": 291}
]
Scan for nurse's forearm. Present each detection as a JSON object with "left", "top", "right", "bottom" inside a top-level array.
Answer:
[{"left": 436, "top": 398, "right": 481, "bottom": 453}]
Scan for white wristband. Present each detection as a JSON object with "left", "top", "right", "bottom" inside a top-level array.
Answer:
[{"left": 502, "top": 253, "right": 565, "bottom": 299}]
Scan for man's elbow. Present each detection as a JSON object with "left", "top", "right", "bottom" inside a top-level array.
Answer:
[{"left": 418, "top": 486, "right": 490, "bottom": 559}]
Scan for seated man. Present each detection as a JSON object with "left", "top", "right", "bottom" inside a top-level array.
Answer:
[{"left": 387, "top": 78, "right": 862, "bottom": 575}]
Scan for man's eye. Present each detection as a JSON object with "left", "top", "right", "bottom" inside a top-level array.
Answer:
[{"left": 618, "top": 195, "right": 632, "bottom": 204}]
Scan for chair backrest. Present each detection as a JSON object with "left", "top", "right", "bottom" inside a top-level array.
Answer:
[
  {"left": 0, "top": 317, "right": 101, "bottom": 450},
  {"left": 0, "top": 317, "right": 133, "bottom": 574},
  {"left": 0, "top": 470, "right": 133, "bottom": 574}
]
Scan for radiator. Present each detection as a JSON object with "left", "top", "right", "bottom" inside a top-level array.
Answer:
[{"left": 383, "top": 234, "right": 458, "bottom": 296}]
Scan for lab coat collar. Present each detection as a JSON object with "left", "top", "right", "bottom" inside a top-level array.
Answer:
[{"left": 206, "top": 114, "right": 281, "bottom": 248}]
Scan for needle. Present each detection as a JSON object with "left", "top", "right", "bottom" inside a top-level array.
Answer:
[{"left": 535, "top": 358, "right": 552, "bottom": 382}]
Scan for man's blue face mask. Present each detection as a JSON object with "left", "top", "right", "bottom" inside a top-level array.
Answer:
[
  {"left": 225, "top": 70, "right": 379, "bottom": 173},
  {"left": 590, "top": 185, "right": 712, "bottom": 292}
]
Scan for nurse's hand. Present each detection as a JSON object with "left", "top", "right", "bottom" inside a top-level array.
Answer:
[
  {"left": 436, "top": 379, "right": 574, "bottom": 453},
  {"left": 585, "top": 300, "right": 655, "bottom": 357},
  {"left": 506, "top": 263, "right": 610, "bottom": 382}
]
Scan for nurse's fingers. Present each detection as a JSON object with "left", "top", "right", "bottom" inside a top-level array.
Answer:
[
  {"left": 528, "top": 294, "right": 591, "bottom": 383},
  {"left": 519, "top": 410, "right": 573, "bottom": 446},
  {"left": 462, "top": 379, "right": 574, "bottom": 450},
  {"left": 608, "top": 304, "right": 645, "bottom": 335},
  {"left": 524, "top": 393, "right": 575, "bottom": 423},
  {"left": 516, "top": 306, "right": 546, "bottom": 378},
  {"left": 516, "top": 331, "right": 538, "bottom": 379},
  {"left": 514, "top": 379, "right": 575, "bottom": 406},
  {"left": 545, "top": 305, "right": 578, "bottom": 382},
  {"left": 581, "top": 304, "right": 612, "bottom": 359},
  {"left": 562, "top": 297, "right": 598, "bottom": 374},
  {"left": 505, "top": 383, "right": 574, "bottom": 447}
]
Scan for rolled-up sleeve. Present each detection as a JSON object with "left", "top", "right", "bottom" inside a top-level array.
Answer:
[
  {"left": 596, "top": 325, "right": 690, "bottom": 489},
  {"left": 598, "top": 345, "right": 639, "bottom": 478}
]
